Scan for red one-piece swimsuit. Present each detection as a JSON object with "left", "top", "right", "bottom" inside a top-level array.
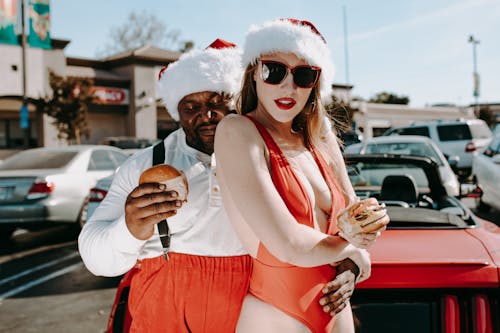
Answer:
[{"left": 245, "top": 115, "right": 346, "bottom": 333}]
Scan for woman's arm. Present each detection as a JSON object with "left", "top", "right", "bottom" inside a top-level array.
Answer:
[{"left": 214, "top": 115, "right": 365, "bottom": 268}]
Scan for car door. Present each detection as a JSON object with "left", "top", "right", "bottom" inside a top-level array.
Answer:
[{"left": 481, "top": 138, "right": 500, "bottom": 204}]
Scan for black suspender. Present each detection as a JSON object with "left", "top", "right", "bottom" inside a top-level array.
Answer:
[{"left": 152, "top": 142, "right": 171, "bottom": 261}]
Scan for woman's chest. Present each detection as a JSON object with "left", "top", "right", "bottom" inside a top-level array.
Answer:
[{"left": 283, "top": 150, "right": 332, "bottom": 213}]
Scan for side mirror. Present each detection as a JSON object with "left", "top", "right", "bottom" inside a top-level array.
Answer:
[{"left": 492, "top": 154, "right": 500, "bottom": 164}]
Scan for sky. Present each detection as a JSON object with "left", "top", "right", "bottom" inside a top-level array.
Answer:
[{"left": 50, "top": 0, "right": 500, "bottom": 108}]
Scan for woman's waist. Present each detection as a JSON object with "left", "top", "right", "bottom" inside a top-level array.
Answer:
[{"left": 250, "top": 259, "right": 335, "bottom": 297}]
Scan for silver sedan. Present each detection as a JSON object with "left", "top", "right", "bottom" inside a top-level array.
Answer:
[{"left": 0, "top": 145, "right": 129, "bottom": 239}]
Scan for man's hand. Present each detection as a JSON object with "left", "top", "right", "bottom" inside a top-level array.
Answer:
[
  {"left": 319, "top": 258, "right": 359, "bottom": 316},
  {"left": 125, "top": 183, "right": 182, "bottom": 240}
]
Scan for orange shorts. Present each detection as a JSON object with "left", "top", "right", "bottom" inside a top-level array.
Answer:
[{"left": 128, "top": 253, "right": 252, "bottom": 333}]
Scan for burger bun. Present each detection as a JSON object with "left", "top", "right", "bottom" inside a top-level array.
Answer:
[{"left": 139, "top": 164, "right": 189, "bottom": 201}]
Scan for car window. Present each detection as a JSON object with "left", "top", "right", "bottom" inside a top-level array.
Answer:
[
  {"left": 437, "top": 124, "right": 472, "bottom": 141},
  {"left": 348, "top": 162, "right": 429, "bottom": 190},
  {"left": 365, "top": 142, "right": 443, "bottom": 165},
  {"left": 109, "top": 151, "right": 129, "bottom": 169},
  {"left": 391, "top": 126, "right": 430, "bottom": 137},
  {"left": 0, "top": 150, "right": 78, "bottom": 170},
  {"left": 468, "top": 122, "right": 492, "bottom": 139},
  {"left": 88, "top": 150, "right": 117, "bottom": 171}
]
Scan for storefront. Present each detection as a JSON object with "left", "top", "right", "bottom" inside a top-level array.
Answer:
[{"left": 0, "top": 38, "right": 180, "bottom": 158}]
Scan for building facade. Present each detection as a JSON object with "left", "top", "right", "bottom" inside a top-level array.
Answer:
[{"left": 0, "top": 39, "right": 181, "bottom": 159}]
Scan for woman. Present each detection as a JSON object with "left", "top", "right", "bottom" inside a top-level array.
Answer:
[{"left": 214, "top": 19, "right": 389, "bottom": 333}]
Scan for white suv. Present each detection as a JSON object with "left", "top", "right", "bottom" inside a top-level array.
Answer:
[{"left": 383, "top": 119, "right": 492, "bottom": 177}]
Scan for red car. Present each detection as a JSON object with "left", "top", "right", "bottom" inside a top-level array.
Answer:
[{"left": 345, "top": 155, "right": 499, "bottom": 333}]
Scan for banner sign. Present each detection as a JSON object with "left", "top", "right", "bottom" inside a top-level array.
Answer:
[
  {"left": 28, "top": 0, "right": 50, "bottom": 49},
  {"left": 93, "top": 87, "right": 130, "bottom": 105},
  {"left": 0, "top": 0, "right": 18, "bottom": 45}
]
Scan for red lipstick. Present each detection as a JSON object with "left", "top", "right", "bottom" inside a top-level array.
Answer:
[{"left": 274, "top": 98, "right": 296, "bottom": 110}]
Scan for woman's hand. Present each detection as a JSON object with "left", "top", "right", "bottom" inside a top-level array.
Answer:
[{"left": 337, "top": 198, "right": 389, "bottom": 249}]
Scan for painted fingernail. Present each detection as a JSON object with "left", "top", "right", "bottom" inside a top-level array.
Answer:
[
  {"left": 159, "top": 184, "right": 166, "bottom": 190},
  {"left": 323, "top": 305, "right": 330, "bottom": 312},
  {"left": 322, "top": 288, "right": 329, "bottom": 293},
  {"left": 319, "top": 298, "right": 326, "bottom": 305},
  {"left": 176, "top": 200, "right": 182, "bottom": 207}
]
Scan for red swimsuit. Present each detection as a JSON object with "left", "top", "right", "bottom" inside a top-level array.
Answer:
[{"left": 245, "top": 116, "right": 346, "bottom": 333}]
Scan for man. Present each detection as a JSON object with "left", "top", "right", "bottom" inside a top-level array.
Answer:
[{"left": 78, "top": 39, "right": 361, "bottom": 333}]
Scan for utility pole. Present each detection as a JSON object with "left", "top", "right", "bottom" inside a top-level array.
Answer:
[
  {"left": 468, "top": 35, "right": 480, "bottom": 115},
  {"left": 20, "top": 0, "right": 30, "bottom": 148},
  {"left": 342, "top": 5, "right": 350, "bottom": 85}
]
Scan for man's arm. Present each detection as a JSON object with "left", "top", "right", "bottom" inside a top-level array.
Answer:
[{"left": 319, "top": 258, "right": 360, "bottom": 316}]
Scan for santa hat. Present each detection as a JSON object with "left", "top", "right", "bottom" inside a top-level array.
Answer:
[
  {"left": 157, "top": 39, "right": 243, "bottom": 120},
  {"left": 242, "top": 18, "right": 334, "bottom": 103}
]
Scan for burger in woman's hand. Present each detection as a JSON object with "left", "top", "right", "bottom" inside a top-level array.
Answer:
[{"left": 337, "top": 200, "right": 388, "bottom": 248}]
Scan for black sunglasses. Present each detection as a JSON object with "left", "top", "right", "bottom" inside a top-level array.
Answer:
[{"left": 260, "top": 60, "right": 321, "bottom": 88}]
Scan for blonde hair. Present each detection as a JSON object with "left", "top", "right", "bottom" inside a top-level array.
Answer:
[{"left": 237, "top": 62, "right": 355, "bottom": 201}]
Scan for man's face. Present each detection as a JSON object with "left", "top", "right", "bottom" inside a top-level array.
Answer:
[{"left": 178, "top": 91, "right": 231, "bottom": 155}]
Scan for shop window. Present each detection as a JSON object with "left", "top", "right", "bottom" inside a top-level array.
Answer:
[{"left": 0, "top": 119, "right": 37, "bottom": 148}]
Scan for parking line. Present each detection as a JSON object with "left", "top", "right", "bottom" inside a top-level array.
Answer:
[
  {"left": 0, "top": 252, "right": 80, "bottom": 287},
  {"left": 0, "top": 262, "right": 83, "bottom": 300}
]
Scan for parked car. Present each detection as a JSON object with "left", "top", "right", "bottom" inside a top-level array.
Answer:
[
  {"left": 345, "top": 135, "right": 460, "bottom": 196},
  {"left": 383, "top": 119, "right": 492, "bottom": 178},
  {"left": 78, "top": 174, "right": 114, "bottom": 227},
  {"left": 99, "top": 136, "right": 158, "bottom": 155},
  {"left": 0, "top": 145, "right": 129, "bottom": 239},
  {"left": 340, "top": 129, "right": 363, "bottom": 147},
  {"left": 493, "top": 123, "right": 500, "bottom": 137},
  {"left": 78, "top": 148, "right": 143, "bottom": 227},
  {"left": 472, "top": 135, "right": 500, "bottom": 212},
  {"left": 344, "top": 154, "right": 499, "bottom": 332}
]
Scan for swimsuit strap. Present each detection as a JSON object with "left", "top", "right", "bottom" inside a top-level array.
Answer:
[{"left": 243, "top": 115, "right": 290, "bottom": 166}]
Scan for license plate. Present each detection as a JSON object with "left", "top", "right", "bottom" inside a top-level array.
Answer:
[{"left": 0, "top": 186, "right": 14, "bottom": 200}]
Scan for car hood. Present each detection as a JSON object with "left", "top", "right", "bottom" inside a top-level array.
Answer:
[{"left": 358, "top": 227, "right": 500, "bottom": 289}]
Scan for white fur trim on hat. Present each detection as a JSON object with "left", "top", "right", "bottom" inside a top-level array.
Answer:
[
  {"left": 157, "top": 47, "right": 243, "bottom": 120},
  {"left": 242, "top": 19, "right": 334, "bottom": 103}
]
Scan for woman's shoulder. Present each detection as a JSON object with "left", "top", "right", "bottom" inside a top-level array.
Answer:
[{"left": 217, "top": 113, "right": 258, "bottom": 137}]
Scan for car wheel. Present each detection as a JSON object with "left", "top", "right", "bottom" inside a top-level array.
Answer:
[{"left": 0, "top": 226, "right": 15, "bottom": 241}]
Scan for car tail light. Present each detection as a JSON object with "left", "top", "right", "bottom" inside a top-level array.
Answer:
[
  {"left": 26, "top": 181, "right": 55, "bottom": 200},
  {"left": 89, "top": 188, "right": 108, "bottom": 202},
  {"left": 442, "top": 295, "right": 460, "bottom": 333},
  {"left": 473, "top": 294, "right": 493, "bottom": 333},
  {"left": 465, "top": 142, "right": 476, "bottom": 153},
  {"left": 465, "top": 186, "right": 482, "bottom": 199}
]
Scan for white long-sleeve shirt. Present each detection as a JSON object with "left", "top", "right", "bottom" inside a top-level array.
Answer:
[{"left": 78, "top": 129, "right": 247, "bottom": 277}]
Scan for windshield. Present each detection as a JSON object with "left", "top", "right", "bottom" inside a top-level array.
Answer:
[
  {"left": 346, "top": 159, "right": 472, "bottom": 228},
  {"left": 364, "top": 142, "right": 443, "bottom": 165},
  {"left": 0, "top": 150, "right": 78, "bottom": 170},
  {"left": 348, "top": 162, "right": 429, "bottom": 190}
]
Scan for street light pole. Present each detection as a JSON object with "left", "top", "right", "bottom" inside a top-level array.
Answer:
[
  {"left": 20, "top": 0, "right": 30, "bottom": 148},
  {"left": 468, "top": 35, "right": 480, "bottom": 115}
]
